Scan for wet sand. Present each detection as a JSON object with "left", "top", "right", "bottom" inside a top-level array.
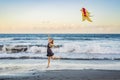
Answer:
[{"left": 0, "top": 69, "right": 120, "bottom": 80}]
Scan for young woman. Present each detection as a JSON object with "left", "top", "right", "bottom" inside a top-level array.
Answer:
[{"left": 47, "top": 38, "right": 60, "bottom": 68}]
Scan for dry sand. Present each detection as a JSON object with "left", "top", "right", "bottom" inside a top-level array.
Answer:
[{"left": 0, "top": 69, "right": 120, "bottom": 80}]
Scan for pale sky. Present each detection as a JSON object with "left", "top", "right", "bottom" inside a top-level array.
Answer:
[{"left": 0, "top": 0, "right": 120, "bottom": 33}]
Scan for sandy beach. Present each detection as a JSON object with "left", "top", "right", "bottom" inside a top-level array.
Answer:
[
  {"left": 0, "top": 69, "right": 120, "bottom": 80},
  {"left": 0, "top": 59, "right": 120, "bottom": 80}
]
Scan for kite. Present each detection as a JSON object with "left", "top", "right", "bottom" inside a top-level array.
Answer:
[{"left": 80, "top": 8, "right": 92, "bottom": 22}]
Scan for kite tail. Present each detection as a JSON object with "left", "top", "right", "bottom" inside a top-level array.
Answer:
[{"left": 86, "top": 17, "right": 92, "bottom": 22}]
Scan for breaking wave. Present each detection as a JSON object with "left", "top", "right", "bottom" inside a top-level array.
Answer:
[{"left": 0, "top": 42, "right": 120, "bottom": 54}]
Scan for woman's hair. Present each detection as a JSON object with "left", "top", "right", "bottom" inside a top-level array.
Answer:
[
  {"left": 50, "top": 39, "right": 54, "bottom": 44},
  {"left": 49, "top": 38, "right": 54, "bottom": 44}
]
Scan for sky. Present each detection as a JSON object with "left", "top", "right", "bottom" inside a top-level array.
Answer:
[{"left": 0, "top": 0, "right": 120, "bottom": 33}]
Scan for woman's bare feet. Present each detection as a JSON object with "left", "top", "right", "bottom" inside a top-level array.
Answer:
[
  {"left": 56, "top": 56, "right": 62, "bottom": 60},
  {"left": 52, "top": 56, "right": 61, "bottom": 60}
]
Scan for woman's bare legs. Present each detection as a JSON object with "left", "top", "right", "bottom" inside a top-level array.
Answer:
[
  {"left": 47, "top": 57, "right": 51, "bottom": 68},
  {"left": 47, "top": 56, "right": 61, "bottom": 68}
]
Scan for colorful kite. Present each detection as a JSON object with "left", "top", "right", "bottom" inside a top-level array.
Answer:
[{"left": 80, "top": 8, "right": 92, "bottom": 22}]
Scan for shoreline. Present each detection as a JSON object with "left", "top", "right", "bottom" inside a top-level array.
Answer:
[
  {"left": 1, "top": 57, "right": 120, "bottom": 60},
  {"left": 0, "top": 69, "right": 120, "bottom": 80}
]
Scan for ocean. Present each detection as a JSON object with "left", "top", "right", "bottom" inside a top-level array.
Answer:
[
  {"left": 0, "top": 34, "right": 120, "bottom": 60},
  {"left": 0, "top": 34, "right": 120, "bottom": 76}
]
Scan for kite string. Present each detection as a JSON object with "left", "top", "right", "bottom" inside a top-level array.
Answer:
[{"left": 48, "top": 34, "right": 50, "bottom": 39}]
